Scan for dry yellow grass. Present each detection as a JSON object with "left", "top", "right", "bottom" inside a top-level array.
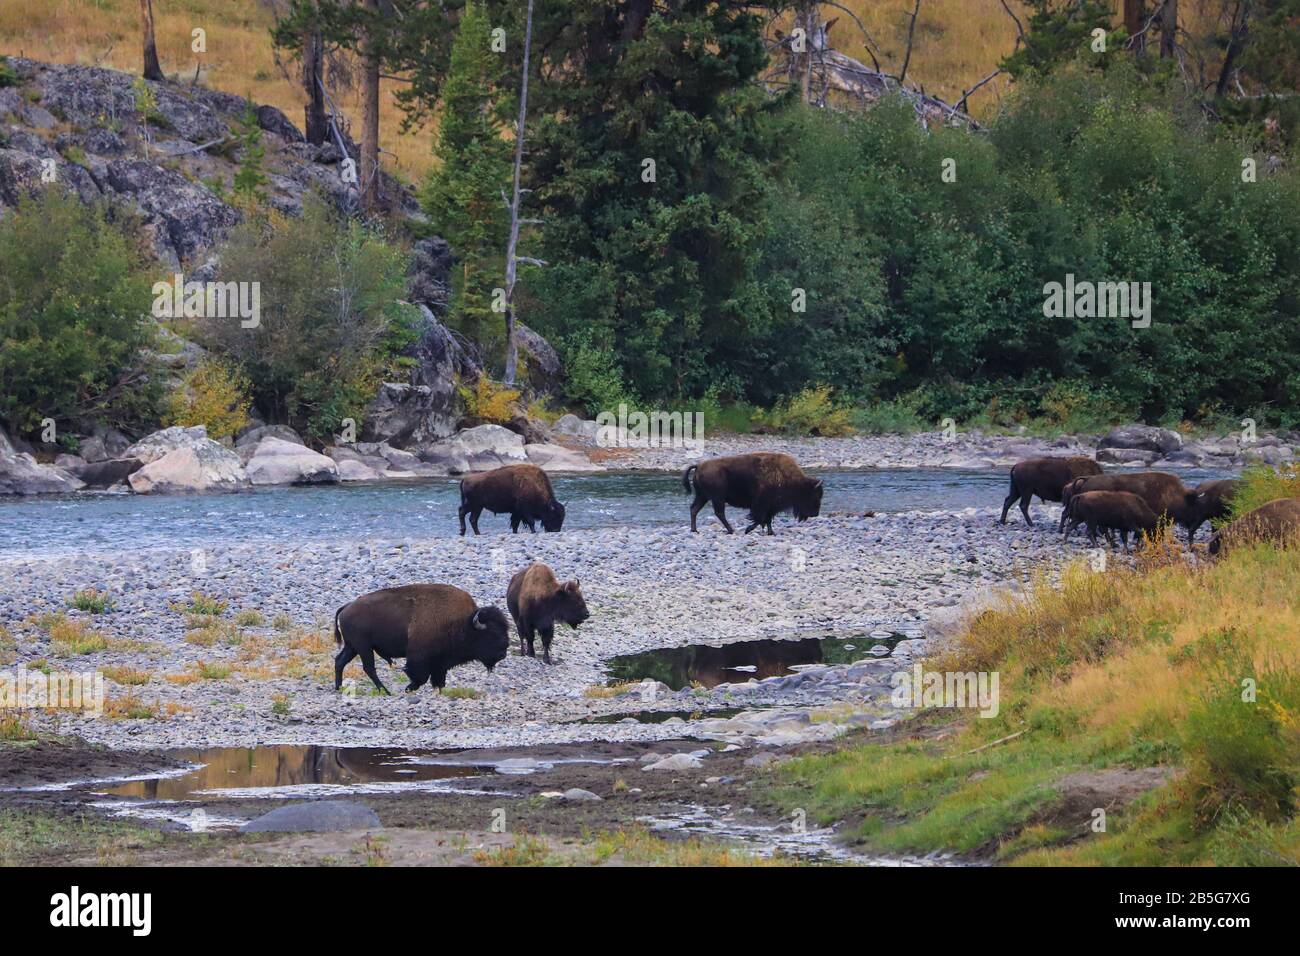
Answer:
[{"left": 0, "top": 0, "right": 432, "bottom": 178}]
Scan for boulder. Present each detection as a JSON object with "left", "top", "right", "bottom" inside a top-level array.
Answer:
[
  {"left": 336, "top": 459, "right": 383, "bottom": 482},
  {"left": 437, "top": 424, "right": 527, "bottom": 472},
  {"left": 524, "top": 443, "right": 602, "bottom": 473},
  {"left": 125, "top": 429, "right": 248, "bottom": 494},
  {"left": 406, "top": 236, "right": 452, "bottom": 312},
  {"left": 235, "top": 424, "right": 303, "bottom": 448},
  {"left": 244, "top": 437, "right": 339, "bottom": 486},
  {"left": 514, "top": 322, "right": 563, "bottom": 396},
  {"left": 75, "top": 458, "right": 144, "bottom": 489},
  {"left": 642, "top": 753, "right": 704, "bottom": 773},
  {"left": 553, "top": 414, "right": 600, "bottom": 442},
  {"left": 1096, "top": 447, "right": 1159, "bottom": 466},
  {"left": 241, "top": 801, "right": 381, "bottom": 833},
  {"left": 0, "top": 452, "right": 85, "bottom": 495},
  {"left": 1098, "top": 425, "right": 1183, "bottom": 456}
]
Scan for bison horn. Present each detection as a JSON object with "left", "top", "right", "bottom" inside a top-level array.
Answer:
[{"left": 472, "top": 610, "right": 487, "bottom": 630}]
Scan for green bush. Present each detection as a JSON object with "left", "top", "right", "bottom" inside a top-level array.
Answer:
[
  {"left": 0, "top": 192, "right": 160, "bottom": 436},
  {"left": 198, "top": 199, "right": 418, "bottom": 443}
]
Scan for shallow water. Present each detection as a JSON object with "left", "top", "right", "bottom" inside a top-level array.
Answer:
[
  {"left": 0, "top": 466, "right": 1231, "bottom": 558},
  {"left": 606, "top": 632, "right": 906, "bottom": 691}
]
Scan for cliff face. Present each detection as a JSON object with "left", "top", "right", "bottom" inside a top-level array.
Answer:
[{"left": 0, "top": 56, "right": 418, "bottom": 267}]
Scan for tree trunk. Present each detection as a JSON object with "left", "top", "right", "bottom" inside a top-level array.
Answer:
[
  {"left": 303, "top": 14, "right": 328, "bottom": 146},
  {"left": 1123, "top": 0, "right": 1146, "bottom": 54},
  {"left": 1160, "top": 0, "right": 1178, "bottom": 59},
  {"left": 503, "top": 0, "right": 537, "bottom": 386},
  {"left": 140, "top": 0, "right": 164, "bottom": 81},
  {"left": 359, "top": 0, "right": 381, "bottom": 213}
]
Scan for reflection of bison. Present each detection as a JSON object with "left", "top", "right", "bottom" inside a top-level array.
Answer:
[
  {"left": 458, "top": 464, "right": 565, "bottom": 535},
  {"left": 333, "top": 584, "right": 509, "bottom": 693},
  {"left": 1187, "top": 478, "right": 1241, "bottom": 545},
  {"left": 1000, "top": 457, "right": 1102, "bottom": 526},
  {"left": 683, "top": 453, "right": 823, "bottom": 535},
  {"left": 1064, "top": 491, "right": 1159, "bottom": 550},
  {"left": 506, "top": 563, "right": 590, "bottom": 664},
  {"left": 1059, "top": 472, "right": 1198, "bottom": 537},
  {"left": 1208, "top": 498, "right": 1300, "bottom": 557}
]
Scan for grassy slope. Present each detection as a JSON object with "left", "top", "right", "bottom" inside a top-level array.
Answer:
[{"left": 772, "top": 507, "right": 1300, "bottom": 865}]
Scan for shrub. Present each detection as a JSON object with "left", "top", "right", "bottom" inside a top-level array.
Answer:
[
  {"left": 458, "top": 376, "right": 520, "bottom": 424},
  {"left": 163, "top": 360, "right": 252, "bottom": 440},
  {"left": 1230, "top": 463, "right": 1300, "bottom": 520},
  {"left": 68, "top": 588, "right": 114, "bottom": 614},
  {"left": 757, "top": 386, "right": 854, "bottom": 437},
  {"left": 0, "top": 192, "right": 160, "bottom": 436},
  {"left": 0, "top": 57, "right": 18, "bottom": 89}
]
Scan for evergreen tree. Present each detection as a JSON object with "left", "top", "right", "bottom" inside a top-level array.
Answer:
[{"left": 420, "top": 0, "right": 511, "bottom": 348}]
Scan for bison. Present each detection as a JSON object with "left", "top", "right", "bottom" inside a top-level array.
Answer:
[
  {"left": 506, "top": 562, "right": 590, "bottom": 664},
  {"left": 333, "top": 584, "right": 509, "bottom": 694},
  {"left": 683, "top": 452, "right": 823, "bottom": 535},
  {"left": 1000, "top": 457, "right": 1103, "bottom": 527},
  {"left": 1186, "top": 478, "right": 1241, "bottom": 545},
  {"left": 458, "top": 463, "right": 565, "bottom": 536},
  {"left": 1063, "top": 490, "right": 1159, "bottom": 551},
  {"left": 1208, "top": 498, "right": 1300, "bottom": 557},
  {"left": 1058, "top": 471, "right": 1198, "bottom": 537}
]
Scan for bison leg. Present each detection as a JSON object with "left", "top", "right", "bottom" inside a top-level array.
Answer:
[
  {"left": 1018, "top": 492, "right": 1034, "bottom": 526},
  {"left": 689, "top": 494, "right": 707, "bottom": 532},
  {"left": 470, "top": 509, "right": 482, "bottom": 534},
  {"left": 404, "top": 664, "right": 429, "bottom": 693},
  {"left": 1086, "top": 521, "right": 1099, "bottom": 547},
  {"left": 518, "top": 624, "right": 533, "bottom": 657},
  {"left": 1000, "top": 475, "right": 1019, "bottom": 525},
  {"left": 359, "top": 649, "right": 390, "bottom": 695},
  {"left": 333, "top": 644, "right": 358, "bottom": 691},
  {"left": 711, "top": 500, "right": 735, "bottom": 534},
  {"left": 540, "top": 625, "right": 555, "bottom": 665},
  {"left": 1120, "top": 529, "right": 1130, "bottom": 553},
  {"left": 458, "top": 503, "right": 470, "bottom": 536},
  {"left": 510, "top": 514, "right": 520, "bottom": 533}
]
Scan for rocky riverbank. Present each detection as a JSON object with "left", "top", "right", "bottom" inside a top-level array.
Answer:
[{"left": 2, "top": 504, "right": 1092, "bottom": 754}]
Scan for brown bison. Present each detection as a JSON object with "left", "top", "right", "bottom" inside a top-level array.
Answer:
[
  {"left": 1058, "top": 471, "right": 1198, "bottom": 537},
  {"left": 506, "top": 562, "right": 590, "bottom": 664},
  {"left": 683, "top": 452, "right": 823, "bottom": 535},
  {"left": 1208, "top": 498, "right": 1300, "bottom": 557},
  {"left": 333, "top": 584, "right": 509, "bottom": 694},
  {"left": 1187, "top": 478, "right": 1241, "bottom": 545},
  {"left": 458, "top": 463, "right": 565, "bottom": 536},
  {"left": 1001, "top": 456, "right": 1102, "bottom": 526},
  {"left": 1063, "top": 490, "right": 1159, "bottom": 551}
]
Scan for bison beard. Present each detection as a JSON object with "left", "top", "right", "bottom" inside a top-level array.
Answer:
[
  {"left": 333, "top": 584, "right": 509, "bottom": 694},
  {"left": 683, "top": 453, "right": 823, "bottom": 535}
]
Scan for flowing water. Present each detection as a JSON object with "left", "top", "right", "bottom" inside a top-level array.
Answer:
[{"left": 0, "top": 467, "right": 1231, "bottom": 557}]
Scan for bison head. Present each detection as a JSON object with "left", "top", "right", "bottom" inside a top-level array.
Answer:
[
  {"left": 466, "top": 606, "right": 510, "bottom": 670},
  {"left": 555, "top": 579, "right": 590, "bottom": 630},
  {"left": 542, "top": 498, "right": 566, "bottom": 532},
  {"left": 795, "top": 478, "right": 824, "bottom": 521}
]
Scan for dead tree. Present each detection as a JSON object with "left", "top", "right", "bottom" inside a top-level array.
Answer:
[
  {"left": 140, "top": 0, "right": 164, "bottom": 81},
  {"left": 359, "top": 0, "right": 381, "bottom": 212}
]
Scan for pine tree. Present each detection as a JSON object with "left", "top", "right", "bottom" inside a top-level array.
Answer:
[{"left": 420, "top": 0, "right": 511, "bottom": 349}]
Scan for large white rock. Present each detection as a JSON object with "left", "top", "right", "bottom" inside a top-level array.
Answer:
[
  {"left": 336, "top": 458, "right": 383, "bottom": 482},
  {"left": 245, "top": 437, "right": 339, "bottom": 486},
  {"left": 128, "top": 442, "right": 248, "bottom": 495},
  {"left": 0, "top": 452, "right": 85, "bottom": 495},
  {"left": 438, "top": 424, "right": 528, "bottom": 471},
  {"left": 125, "top": 425, "right": 219, "bottom": 464},
  {"left": 524, "top": 442, "right": 602, "bottom": 472}
]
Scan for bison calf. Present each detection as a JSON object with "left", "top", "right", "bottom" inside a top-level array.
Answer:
[
  {"left": 333, "top": 584, "right": 509, "bottom": 693},
  {"left": 1208, "top": 498, "right": 1300, "bottom": 557},
  {"left": 458, "top": 463, "right": 565, "bottom": 536},
  {"left": 683, "top": 452, "right": 823, "bottom": 535},
  {"left": 1001, "top": 457, "right": 1102, "bottom": 527},
  {"left": 506, "top": 563, "right": 590, "bottom": 664},
  {"left": 1064, "top": 490, "right": 1159, "bottom": 551},
  {"left": 1059, "top": 471, "right": 1198, "bottom": 538}
]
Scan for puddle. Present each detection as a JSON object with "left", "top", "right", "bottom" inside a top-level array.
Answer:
[
  {"left": 607, "top": 632, "right": 907, "bottom": 691},
  {"left": 637, "top": 804, "right": 962, "bottom": 866},
  {"left": 103, "top": 745, "right": 494, "bottom": 801},
  {"left": 571, "top": 708, "right": 745, "bottom": 725}
]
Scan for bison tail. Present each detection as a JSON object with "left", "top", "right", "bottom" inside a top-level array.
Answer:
[
  {"left": 333, "top": 606, "right": 344, "bottom": 646},
  {"left": 682, "top": 464, "right": 698, "bottom": 494}
]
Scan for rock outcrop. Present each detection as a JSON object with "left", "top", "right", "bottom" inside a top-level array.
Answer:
[
  {"left": 124, "top": 426, "right": 248, "bottom": 494},
  {"left": 244, "top": 437, "right": 339, "bottom": 486}
]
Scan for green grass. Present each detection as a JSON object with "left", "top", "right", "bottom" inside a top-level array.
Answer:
[
  {"left": 0, "top": 808, "right": 167, "bottom": 865},
  {"left": 179, "top": 591, "right": 228, "bottom": 616},
  {"left": 68, "top": 588, "right": 113, "bottom": 614},
  {"left": 441, "top": 686, "right": 482, "bottom": 700},
  {"left": 768, "top": 476, "right": 1300, "bottom": 865}
]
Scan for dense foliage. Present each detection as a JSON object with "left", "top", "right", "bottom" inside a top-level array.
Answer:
[{"left": 0, "top": 192, "right": 159, "bottom": 439}]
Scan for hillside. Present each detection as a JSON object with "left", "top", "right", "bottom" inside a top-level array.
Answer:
[{"left": 0, "top": 0, "right": 1029, "bottom": 182}]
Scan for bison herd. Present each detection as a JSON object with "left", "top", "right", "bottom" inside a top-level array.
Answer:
[{"left": 331, "top": 451, "right": 1296, "bottom": 696}]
